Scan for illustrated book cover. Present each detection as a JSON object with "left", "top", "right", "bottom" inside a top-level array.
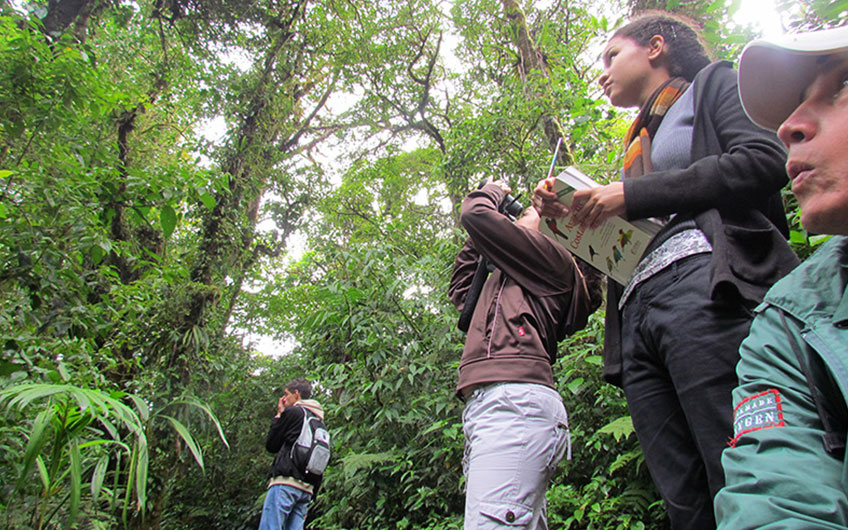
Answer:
[{"left": 538, "top": 166, "right": 661, "bottom": 286}]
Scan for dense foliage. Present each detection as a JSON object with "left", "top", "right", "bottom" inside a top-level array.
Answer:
[{"left": 0, "top": 0, "right": 839, "bottom": 528}]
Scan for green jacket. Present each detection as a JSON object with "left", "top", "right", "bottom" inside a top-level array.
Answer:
[{"left": 715, "top": 236, "right": 848, "bottom": 529}]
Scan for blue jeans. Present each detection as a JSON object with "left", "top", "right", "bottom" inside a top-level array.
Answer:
[
  {"left": 258, "top": 484, "right": 311, "bottom": 530},
  {"left": 462, "top": 383, "right": 570, "bottom": 529}
]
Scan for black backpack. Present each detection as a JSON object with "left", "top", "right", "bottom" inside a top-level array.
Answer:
[{"left": 290, "top": 407, "right": 331, "bottom": 476}]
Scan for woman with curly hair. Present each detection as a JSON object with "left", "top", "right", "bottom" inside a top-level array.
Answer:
[{"left": 536, "top": 12, "right": 798, "bottom": 529}]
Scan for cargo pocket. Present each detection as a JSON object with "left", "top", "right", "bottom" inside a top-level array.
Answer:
[
  {"left": 544, "top": 421, "right": 570, "bottom": 473},
  {"left": 479, "top": 500, "right": 532, "bottom": 527}
]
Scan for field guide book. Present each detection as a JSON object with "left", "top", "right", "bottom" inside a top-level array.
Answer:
[{"left": 538, "top": 166, "right": 661, "bottom": 286}]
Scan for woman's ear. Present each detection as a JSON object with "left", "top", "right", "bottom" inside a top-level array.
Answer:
[{"left": 647, "top": 34, "right": 666, "bottom": 62}]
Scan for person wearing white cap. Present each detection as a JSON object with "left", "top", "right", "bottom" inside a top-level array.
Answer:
[{"left": 715, "top": 25, "right": 848, "bottom": 529}]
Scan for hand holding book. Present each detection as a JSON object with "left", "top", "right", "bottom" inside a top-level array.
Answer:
[
  {"left": 536, "top": 166, "right": 660, "bottom": 286},
  {"left": 532, "top": 177, "right": 570, "bottom": 219},
  {"left": 570, "top": 182, "right": 626, "bottom": 230}
]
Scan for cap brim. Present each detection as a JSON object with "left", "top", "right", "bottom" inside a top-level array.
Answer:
[{"left": 738, "top": 25, "right": 848, "bottom": 131}]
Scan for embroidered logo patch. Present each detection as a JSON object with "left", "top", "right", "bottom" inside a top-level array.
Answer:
[{"left": 729, "top": 389, "right": 784, "bottom": 447}]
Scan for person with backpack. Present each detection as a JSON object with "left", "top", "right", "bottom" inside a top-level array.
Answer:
[{"left": 259, "top": 378, "right": 329, "bottom": 530}]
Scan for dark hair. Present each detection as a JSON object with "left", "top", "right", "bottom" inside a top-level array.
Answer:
[
  {"left": 614, "top": 11, "right": 712, "bottom": 82},
  {"left": 285, "top": 378, "right": 312, "bottom": 399}
]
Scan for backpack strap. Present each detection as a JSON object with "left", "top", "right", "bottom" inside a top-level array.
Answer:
[
  {"left": 294, "top": 405, "right": 313, "bottom": 447},
  {"left": 778, "top": 308, "right": 846, "bottom": 459}
]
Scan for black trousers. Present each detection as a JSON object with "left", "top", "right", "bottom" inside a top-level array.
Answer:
[{"left": 620, "top": 253, "right": 753, "bottom": 530}]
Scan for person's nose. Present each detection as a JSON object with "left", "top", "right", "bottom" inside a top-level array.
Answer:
[
  {"left": 777, "top": 101, "right": 817, "bottom": 147},
  {"left": 598, "top": 69, "right": 609, "bottom": 89}
]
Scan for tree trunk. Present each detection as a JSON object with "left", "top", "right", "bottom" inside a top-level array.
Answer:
[
  {"left": 501, "top": 0, "right": 574, "bottom": 165},
  {"left": 501, "top": 0, "right": 604, "bottom": 309},
  {"left": 42, "top": 0, "right": 97, "bottom": 40}
]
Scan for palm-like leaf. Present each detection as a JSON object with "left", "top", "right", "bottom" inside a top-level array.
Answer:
[{"left": 161, "top": 414, "right": 205, "bottom": 470}]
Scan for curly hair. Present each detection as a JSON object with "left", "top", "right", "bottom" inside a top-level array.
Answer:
[
  {"left": 614, "top": 11, "right": 712, "bottom": 82},
  {"left": 285, "top": 378, "right": 312, "bottom": 399}
]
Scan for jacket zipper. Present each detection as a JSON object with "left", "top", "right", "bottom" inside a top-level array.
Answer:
[{"left": 487, "top": 276, "right": 507, "bottom": 359}]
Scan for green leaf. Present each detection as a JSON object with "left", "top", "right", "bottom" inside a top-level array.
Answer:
[
  {"left": 126, "top": 394, "right": 150, "bottom": 422},
  {"left": 57, "top": 362, "right": 70, "bottom": 382},
  {"left": 167, "top": 397, "right": 229, "bottom": 449},
  {"left": 78, "top": 439, "right": 130, "bottom": 453},
  {"left": 16, "top": 406, "right": 54, "bottom": 494},
  {"left": 584, "top": 355, "right": 603, "bottom": 366},
  {"left": 67, "top": 441, "right": 82, "bottom": 529},
  {"left": 609, "top": 449, "right": 639, "bottom": 473},
  {"left": 598, "top": 415, "right": 634, "bottom": 442},
  {"left": 810, "top": 234, "right": 832, "bottom": 247},
  {"left": 160, "top": 205, "right": 177, "bottom": 238},
  {"left": 99, "top": 416, "right": 119, "bottom": 441},
  {"left": 124, "top": 441, "right": 138, "bottom": 524},
  {"left": 161, "top": 415, "right": 204, "bottom": 470},
  {"left": 199, "top": 192, "right": 217, "bottom": 209},
  {"left": 789, "top": 229, "right": 807, "bottom": 243},
  {"left": 566, "top": 377, "right": 584, "bottom": 395},
  {"left": 0, "top": 360, "right": 24, "bottom": 376},
  {"left": 36, "top": 455, "right": 49, "bottom": 493},
  {"left": 91, "top": 244, "right": 105, "bottom": 265},
  {"left": 420, "top": 420, "right": 447, "bottom": 437},
  {"left": 135, "top": 438, "right": 148, "bottom": 513},
  {"left": 91, "top": 455, "right": 108, "bottom": 501},
  {"left": 341, "top": 451, "right": 397, "bottom": 479},
  {"left": 70, "top": 388, "right": 91, "bottom": 414},
  {"left": 822, "top": 0, "right": 848, "bottom": 19}
]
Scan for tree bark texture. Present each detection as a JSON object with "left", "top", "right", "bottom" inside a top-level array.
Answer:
[{"left": 501, "top": 0, "right": 574, "bottom": 165}]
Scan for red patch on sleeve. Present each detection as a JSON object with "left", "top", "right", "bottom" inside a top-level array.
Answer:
[
  {"left": 518, "top": 326, "right": 525, "bottom": 336},
  {"left": 728, "top": 389, "right": 785, "bottom": 448}
]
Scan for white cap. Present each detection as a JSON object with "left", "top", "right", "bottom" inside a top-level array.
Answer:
[{"left": 738, "top": 25, "right": 848, "bottom": 131}]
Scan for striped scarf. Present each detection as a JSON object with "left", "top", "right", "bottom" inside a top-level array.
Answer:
[{"left": 622, "top": 77, "right": 691, "bottom": 179}]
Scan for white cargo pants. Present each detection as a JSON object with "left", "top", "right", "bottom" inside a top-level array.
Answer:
[{"left": 462, "top": 383, "right": 571, "bottom": 529}]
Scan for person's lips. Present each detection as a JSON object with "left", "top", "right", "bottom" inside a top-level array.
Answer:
[
  {"left": 602, "top": 82, "right": 612, "bottom": 97},
  {"left": 786, "top": 160, "right": 815, "bottom": 191}
]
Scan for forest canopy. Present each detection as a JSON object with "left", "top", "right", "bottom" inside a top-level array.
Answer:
[{"left": 0, "top": 0, "right": 843, "bottom": 528}]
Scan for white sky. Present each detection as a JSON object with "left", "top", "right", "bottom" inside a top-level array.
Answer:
[{"left": 733, "top": 0, "right": 786, "bottom": 37}]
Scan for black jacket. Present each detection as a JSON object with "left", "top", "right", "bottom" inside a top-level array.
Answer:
[
  {"left": 265, "top": 401, "right": 324, "bottom": 489},
  {"left": 604, "top": 61, "right": 800, "bottom": 385}
]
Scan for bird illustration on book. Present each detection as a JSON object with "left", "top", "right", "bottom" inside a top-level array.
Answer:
[
  {"left": 606, "top": 256, "right": 614, "bottom": 273},
  {"left": 618, "top": 228, "right": 633, "bottom": 248},
  {"left": 612, "top": 246, "right": 623, "bottom": 263},
  {"left": 588, "top": 245, "right": 598, "bottom": 261},
  {"left": 545, "top": 218, "right": 568, "bottom": 240}
]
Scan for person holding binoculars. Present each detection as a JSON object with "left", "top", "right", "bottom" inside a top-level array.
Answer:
[{"left": 448, "top": 177, "right": 594, "bottom": 529}]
